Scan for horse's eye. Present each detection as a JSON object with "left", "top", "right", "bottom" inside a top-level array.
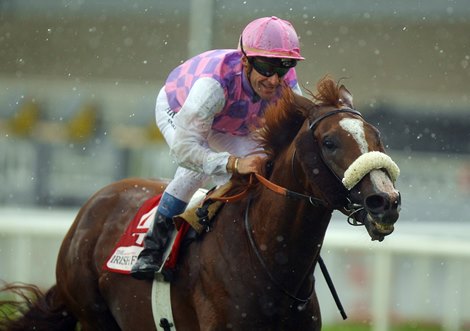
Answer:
[{"left": 323, "top": 139, "right": 336, "bottom": 150}]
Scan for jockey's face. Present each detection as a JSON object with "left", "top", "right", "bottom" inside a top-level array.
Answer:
[{"left": 243, "top": 57, "right": 284, "bottom": 101}]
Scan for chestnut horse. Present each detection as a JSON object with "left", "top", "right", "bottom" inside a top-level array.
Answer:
[{"left": 0, "top": 77, "right": 401, "bottom": 331}]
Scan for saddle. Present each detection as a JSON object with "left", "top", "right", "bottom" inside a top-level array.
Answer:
[{"left": 173, "top": 181, "right": 233, "bottom": 234}]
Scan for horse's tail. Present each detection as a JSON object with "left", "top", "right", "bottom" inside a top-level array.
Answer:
[{"left": 0, "top": 283, "right": 77, "bottom": 331}]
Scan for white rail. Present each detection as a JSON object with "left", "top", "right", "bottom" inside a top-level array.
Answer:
[{"left": 322, "top": 221, "right": 470, "bottom": 331}]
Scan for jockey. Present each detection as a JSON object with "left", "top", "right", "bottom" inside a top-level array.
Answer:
[{"left": 131, "top": 16, "right": 305, "bottom": 280}]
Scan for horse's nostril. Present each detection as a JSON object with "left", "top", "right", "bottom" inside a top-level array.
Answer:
[{"left": 365, "top": 193, "right": 389, "bottom": 214}]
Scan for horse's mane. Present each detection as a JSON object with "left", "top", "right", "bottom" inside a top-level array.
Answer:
[{"left": 259, "top": 76, "right": 342, "bottom": 158}]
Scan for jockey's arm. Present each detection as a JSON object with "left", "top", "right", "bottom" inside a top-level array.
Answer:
[{"left": 170, "top": 77, "right": 231, "bottom": 176}]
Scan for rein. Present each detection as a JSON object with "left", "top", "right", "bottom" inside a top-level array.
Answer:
[
  {"left": 207, "top": 172, "right": 326, "bottom": 206},
  {"left": 244, "top": 197, "right": 314, "bottom": 310},
  {"left": 253, "top": 173, "right": 327, "bottom": 206}
]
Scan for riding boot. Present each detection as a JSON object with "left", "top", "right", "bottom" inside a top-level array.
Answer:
[{"left": 131, "top": 193, "right": 187, "bottom": 280}]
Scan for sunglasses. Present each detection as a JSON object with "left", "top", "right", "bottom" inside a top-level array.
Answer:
[{"left": 248, "top": 57, "right": 296, "bottom": 78}]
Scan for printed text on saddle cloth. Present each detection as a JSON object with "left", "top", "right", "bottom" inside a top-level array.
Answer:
[{"left": 104, "top": 196, "right": 160, "bottom": 274}]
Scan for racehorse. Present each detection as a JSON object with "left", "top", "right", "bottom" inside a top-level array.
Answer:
[{"left": 0, "top": 77, "right": 401, "bottom": 331}]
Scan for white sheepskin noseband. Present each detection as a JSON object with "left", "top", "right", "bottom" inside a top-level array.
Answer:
[{"left": 342, "top": 151, "right": 400, "bottom": 190}]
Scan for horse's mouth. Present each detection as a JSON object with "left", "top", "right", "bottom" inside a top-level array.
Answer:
[
  {"left": 349, "top": 209, "right": 395, "bottom": 242},
  {"left": 365, "top": 214, "right": 394, "bottom": 242}
]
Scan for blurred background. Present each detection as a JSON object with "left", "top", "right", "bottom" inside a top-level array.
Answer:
[{"left": 0, "top": 1, "right": 469, "bottom": 330}]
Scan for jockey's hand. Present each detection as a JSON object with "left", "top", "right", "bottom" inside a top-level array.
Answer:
[{"left": 237, "top": 155, "right": 265, "bottom": 175}]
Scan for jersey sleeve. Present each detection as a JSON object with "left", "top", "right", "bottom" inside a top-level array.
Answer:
[{"left": 170, "top": 77, "right": 231, "bottom": 175}]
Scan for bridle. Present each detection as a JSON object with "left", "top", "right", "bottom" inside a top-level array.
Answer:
[
  {"left": 265, "top": 107, "right": 365, "bottom": 212},
  {"left": 304, "top": 107, "right": 367, "bottom": 223}
]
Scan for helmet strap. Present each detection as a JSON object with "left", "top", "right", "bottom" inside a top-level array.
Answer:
[{"left": 239, "top": 35, "right": 248, "bottom": 58}]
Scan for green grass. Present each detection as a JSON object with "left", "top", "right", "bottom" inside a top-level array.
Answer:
[
  {"left": 323, "top": 323, "right": 442, "bottom": 331},
  {"left": 0, "top": 303, "right": 19, "bottom": 319},
  {"left": 0, "top": 303, "right": 21, "bottom": 328}
]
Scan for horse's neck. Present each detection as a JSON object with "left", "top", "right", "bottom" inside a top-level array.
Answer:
[
  {"left": 249, "top": 162, "right": 333, "bottom": 282},
  {"left": 251, "top": 188, "right": 332, "bottom": 254}
]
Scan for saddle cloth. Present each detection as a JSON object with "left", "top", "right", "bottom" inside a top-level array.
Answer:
[
  {"left": 103, "top": 183, "right": 231, "bottom": 274},
  {"left": 103, "top": 193, "right": 192, "bottom": 274}
]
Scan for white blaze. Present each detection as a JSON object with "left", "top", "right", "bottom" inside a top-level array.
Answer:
[
  {"left": 339, "top": 118, "right": 368, "bottom": 153},
  {"left": 369, "top": 169, "right": 396, "bottom": 193}
]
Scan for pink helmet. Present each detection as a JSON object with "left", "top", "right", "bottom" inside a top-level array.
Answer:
[{"left": 239, "top": 16, "right": 304, "bottom": 60}]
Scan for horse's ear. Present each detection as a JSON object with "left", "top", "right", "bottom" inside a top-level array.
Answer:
[{"left": 339, "top": 85, "right": 354, "bottom": 108}]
